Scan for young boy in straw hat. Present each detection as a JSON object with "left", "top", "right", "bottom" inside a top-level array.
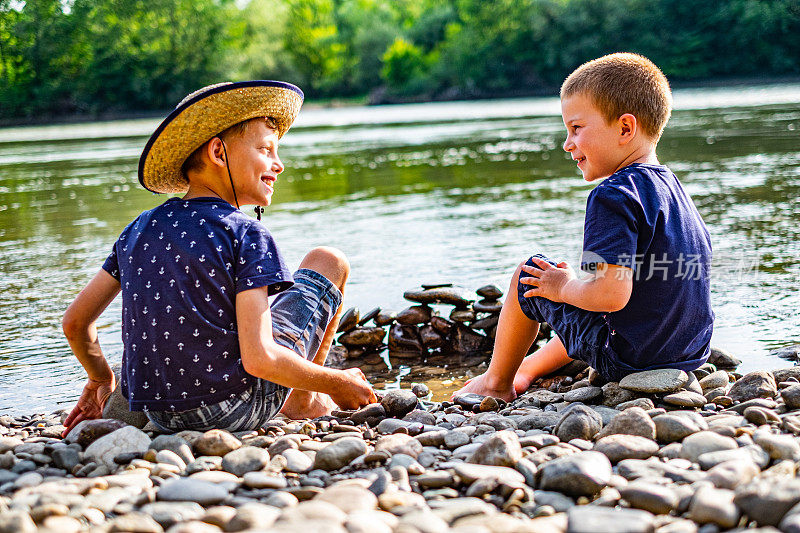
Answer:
[
  {"left": 62, "top": 80, "right": 376, "bottom": 435},
  {"left": 454, "top": 53, "right": 713, "bottom": 401}
]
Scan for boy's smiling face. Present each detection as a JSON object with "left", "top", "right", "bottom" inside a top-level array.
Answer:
[
  {"left": 561, "top": 92, "right": 627, "bottom": 182},
  {"left": 224, "top": 119, "right": 284, "bottom": 207}
]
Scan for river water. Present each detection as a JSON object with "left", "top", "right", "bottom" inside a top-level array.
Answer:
[{"left": 0, "top": 84, "right": 798, "bottom": 414}]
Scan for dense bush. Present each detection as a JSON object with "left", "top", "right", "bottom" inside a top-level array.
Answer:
[{"left": 1, "top": 0, "right": 798, "bottom": 120}]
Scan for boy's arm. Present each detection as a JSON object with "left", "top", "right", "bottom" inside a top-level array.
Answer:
[
  {"left": 236, "top": 286, "right": 376, "bottom": 409},
  {"left": 521, "top": 257, "right": 633, "bottom": 313},
  {"left": 62, "top": 269, "right": 121, "bottom": 436}
]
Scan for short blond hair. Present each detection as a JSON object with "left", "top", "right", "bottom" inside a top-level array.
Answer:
[
  {"left": 561, "top": 53, "right": 672, "bottom": 140},
  {"left": 181, "top": 116, "right": 278, "bottom": 178}
]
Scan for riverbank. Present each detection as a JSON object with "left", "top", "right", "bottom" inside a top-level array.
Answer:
[
  {"left": 3, "top": 75, "right": 799, "bottom": 128},
  {"left": 4, "top": 348, "right": 800, "bottom": 532}
]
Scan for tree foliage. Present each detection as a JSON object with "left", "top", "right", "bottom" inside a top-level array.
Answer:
[{"left": 1, "top": 0, "right": 799, "bottom": 120}]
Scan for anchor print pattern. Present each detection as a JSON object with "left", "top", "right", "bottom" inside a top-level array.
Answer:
[{"left": 102, "top": 197, "right": 293, "bottom": 411}]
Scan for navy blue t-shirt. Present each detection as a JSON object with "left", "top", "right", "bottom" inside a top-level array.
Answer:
[
  {"left": 102, "top": 197, "right": 293, "bottom": 411},
  {"left": 580, "top": 163, "right": 714, "bottom": 372}
]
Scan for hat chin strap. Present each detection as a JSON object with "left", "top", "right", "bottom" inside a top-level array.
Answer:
[{"left": 220, "top": 140, "right": 265, "bottom": 221}]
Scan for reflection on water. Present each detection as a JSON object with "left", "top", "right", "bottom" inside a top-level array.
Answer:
[{"left": 1, "top": 84, "right": 799, "bottom": 413}]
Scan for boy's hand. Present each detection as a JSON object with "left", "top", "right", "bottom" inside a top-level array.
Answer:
[
  {"left": 520, "top": 257, "right": 577, "bottom": 303},
  {"left": 61, "top": 376, "right": 116, "bottom": 438},
  {"left": 329, "top": 368, "right": 377, "bottom": 410}
]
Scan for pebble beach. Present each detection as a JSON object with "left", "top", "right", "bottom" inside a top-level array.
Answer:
[{"left": 4, "top": 343, "right": 800, "bottom": 532}]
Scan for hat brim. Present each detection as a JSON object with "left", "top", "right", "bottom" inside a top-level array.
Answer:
[{"left": 139, "top": 81, "right": 304, "bottom": 194}]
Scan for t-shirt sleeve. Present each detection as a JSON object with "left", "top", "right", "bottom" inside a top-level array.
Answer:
[
  {"left": 581, "top": 184, "right": 640, "bottom": 272},
  {"left": 101, "top": 243, "right": 121, "bottom": 281},
  {"left": 235, "top": 222, "right": 294, "bottom": 295}
]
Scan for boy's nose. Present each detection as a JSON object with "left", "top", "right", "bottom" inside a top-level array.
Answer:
[
  {"left": 563, "top": 136, "right": 574, "bottom": 152},
  {"left": 273, "top": 156, "right": 285, "bottom": 174}
]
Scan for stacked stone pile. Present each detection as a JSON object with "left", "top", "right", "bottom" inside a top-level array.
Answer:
[
  {"left": 331, "top": 283, "right": 551, "bottom": 370},
  {"left": 6, "top": 346, "right": 800, "bottom": 532}
]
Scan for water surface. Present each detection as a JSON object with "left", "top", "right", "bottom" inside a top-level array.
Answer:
[{"left": 0, "top": 84, "right": 798, "bottom": 413}]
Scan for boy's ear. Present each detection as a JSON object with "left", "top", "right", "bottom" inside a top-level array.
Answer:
[
  {"left": 618, "top": 113, "right": 638, "bottom": 145},
  {"left": 205, "top": 137, "right": 227, "bottom": 168}
]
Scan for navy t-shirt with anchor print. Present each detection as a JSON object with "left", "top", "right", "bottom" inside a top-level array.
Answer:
[{"left": 102, "top": 197, "right": 294, "bottom": 412}]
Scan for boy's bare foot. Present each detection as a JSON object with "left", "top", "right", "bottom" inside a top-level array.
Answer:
[
  {"left": 451, "top": 372, "right": 516, "bottom": 402},
  {"left": 279, "top": 389, "right": 337, "bottom": 420},
  {"left": 513, "top": 371, "right": 536, "bottom": 395}
]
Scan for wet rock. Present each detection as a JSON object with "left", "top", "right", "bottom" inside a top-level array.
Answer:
[
  {"left": 84, "top": 425, "right": 151, "bottom": 469},
  {"left": 468, "top": 430, "right": 522, "bottom": 467},
  {"left": 619, "top": 369, "right": 689, "bottom": 394},
  {"left": 380, "top": 389, "right": 419, "bottom": 418},
  {"left": 387, "top": 324, "right": 425, "bottom": 358},
  {"left": 374, "top": 311, "right": 396, "bottom": 326},
  {"left": 350, "top": 403, "right": 386, "bottom": 426},
  {"left": 478, "top": 396, "right": 500, "bottom": 412},
  {"left": 593, "top": 435, "right": 659, "bottom": 463},
  {"left": 538, "top": 451, "right": 612, "bottom": 497},
  {"left": 688, "top": 486, "right": 739, "bottom": 528},
  {"left": 447, "top": 323, "right": 489, "bottom": 354},
  {"left": 338, "top": 327, "right": 386, "bottom": 348},
  {"left": 404, "top": 286, "right": 473, "bottom": 307},
  {"left": 708, "top": 347, "right": 742, "bottom": 369},
  {"left": 727, "top": 370, "right": 777, "bottom": 402},
  {"left": 554, "top": 404, "right": 602, "bottom": 442},
  {"left": 476, "top": 284, "right": 503, "bottom": 299},
  {"left": 430, "top": 316, "right": 454, "bottom": 336},
  {"left": 411, "top": 383, "right": 430, "bottom": 398},
  {"left": 450, "top": 309, "right": 476, "bottom": 323},
  {"left": 313, "top": 437, "right": 367, "bottom": 471},
  {"left": 221, "top": 446, "right": 270, "bottom": 477},
  {"left": 453, "top": 393, "right": 484, "bottom": 410},
  {"left": 337, "top": 307, "right": 360, "bottom": 333},
  {"left": 419, "top": 325, "right": 444, "bottom": 348},
  {"left": 193, "top": 430, "right": 241, "bottom": 457},
  {"left": 596, "top": 407, "right": 655, "bottom": 440},
  {"left": 396, "top": 305, "right": 432, "bottom": 326},
  {"left": 471, "top": 315, "right": 499, "bottom": 331},
  {"left": 473, "top": 299, "right": 502, "bottom": 313}
]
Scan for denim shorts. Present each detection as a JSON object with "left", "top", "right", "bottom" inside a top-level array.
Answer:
[
  {"left": 517, "top": 254, "right": 626, "bottom": 381},
  {"left": 146, "top": 268, "right": 342, "bottom": 433}
]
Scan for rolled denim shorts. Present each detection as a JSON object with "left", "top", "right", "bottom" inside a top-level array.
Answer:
[
  {"left": 146, "top": 268, "right": 342, "bottom": 433},
  {"left": 517, "top": 254, "right": 626, "bottom": 381}
]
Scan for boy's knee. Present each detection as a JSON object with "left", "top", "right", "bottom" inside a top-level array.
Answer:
[{"left": 300, "top": 247, "right": 350, "bottom": 286}]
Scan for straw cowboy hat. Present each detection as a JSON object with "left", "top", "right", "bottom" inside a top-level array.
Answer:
[{"left": 138, "top": 80, "right": 304, "bottom": 194}]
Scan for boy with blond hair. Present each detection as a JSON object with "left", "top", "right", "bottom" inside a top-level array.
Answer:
[
  {"left": 455, "top": 53, "right": 714, "bottom": 401},
  {"left": 62, "top": 81, "right": 376, "bottom": 435}
]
